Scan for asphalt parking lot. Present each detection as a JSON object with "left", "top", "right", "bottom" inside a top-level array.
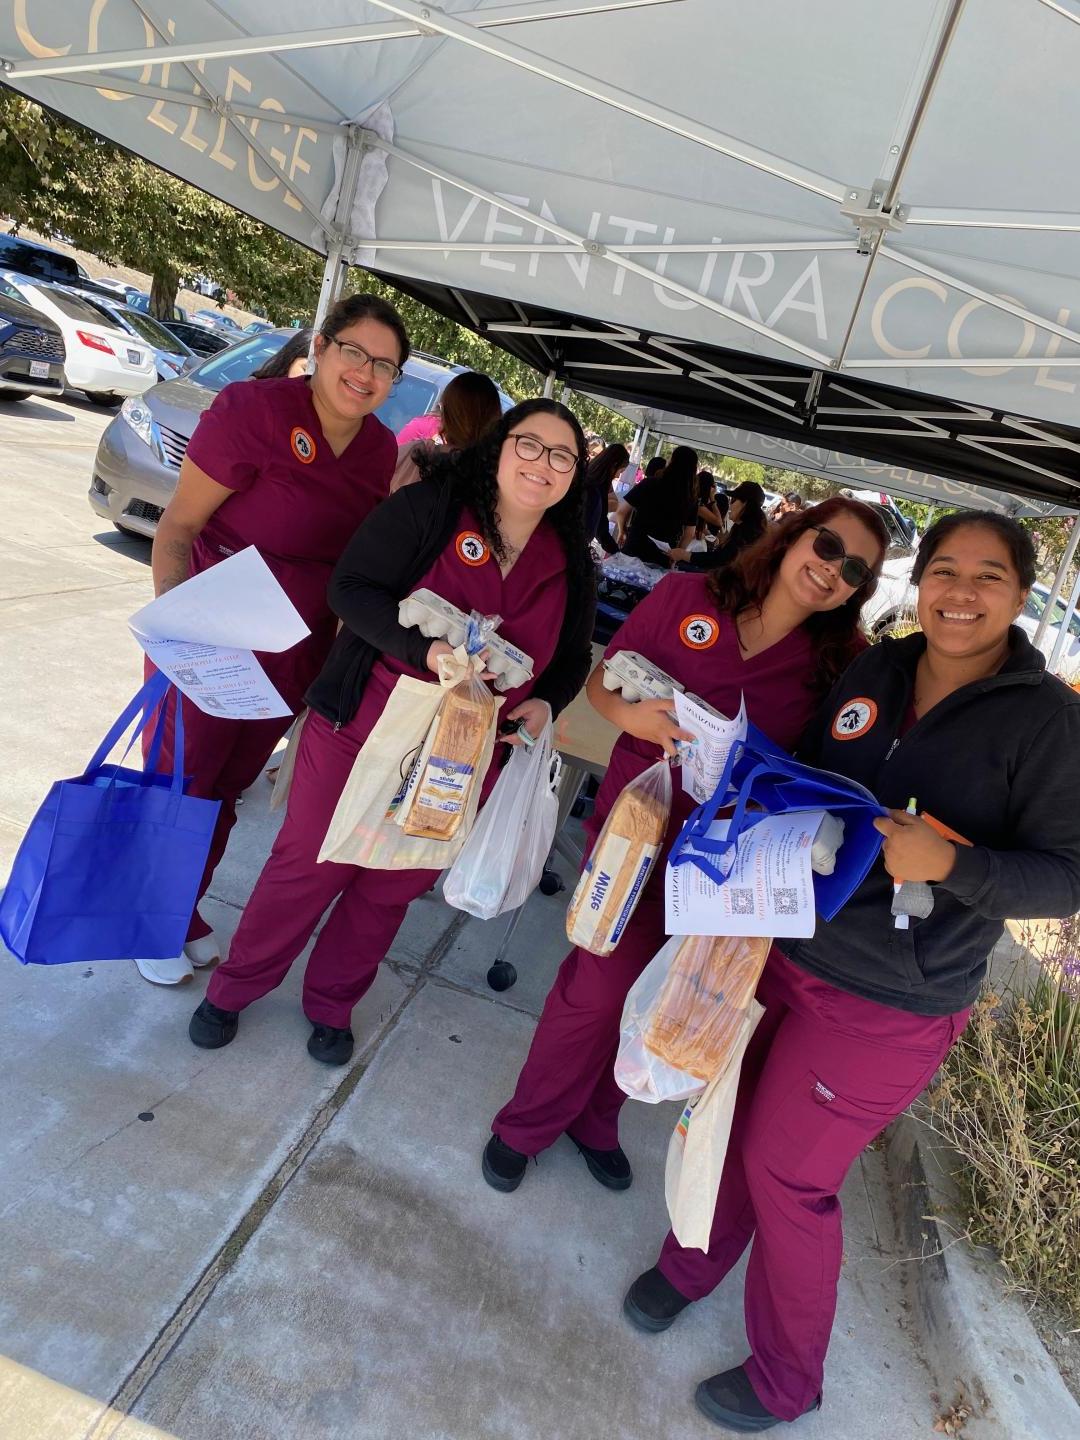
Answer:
[{"left": 0, "top": 393, "right": 943, "bottom": 1440}]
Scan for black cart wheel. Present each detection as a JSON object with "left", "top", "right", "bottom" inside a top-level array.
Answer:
[
  {"left": 487, "top": 961, "right": 517, "bottom": 992},
  {"left": 538, "top": 869, "right": 565, "bottom": 897}
]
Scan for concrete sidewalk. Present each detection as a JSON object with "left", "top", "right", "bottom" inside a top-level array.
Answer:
[{"left": 1, "top": 396, "right": 940, "bottom": 1439}]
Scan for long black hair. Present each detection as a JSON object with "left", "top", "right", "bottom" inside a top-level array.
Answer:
[
  {"left": 251, "top": 328, "right": 314, "bottom": 380},
  {"left": 729, "top": 479, "right": 768, "bottom": 545},
  {"left": 419, "top": 397, "right": 593, "bottom": 594},
  {"left": 663, "top": 445, "right": 699, "bottom": 520}
]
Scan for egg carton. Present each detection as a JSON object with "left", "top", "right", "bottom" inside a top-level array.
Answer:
[
  {"left": 601, "top": 650, "right": 686, "bottom": 703},
  {"left": 398, "top": 589, "right": 533, "bottom": 693}
]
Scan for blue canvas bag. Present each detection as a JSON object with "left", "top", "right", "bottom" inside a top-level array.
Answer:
[
  {"left": 669, "top": 721, "right": 886, "bottom": 921},
  {"left": 0, "top": 672, "right": 220, "bottom": 965}
]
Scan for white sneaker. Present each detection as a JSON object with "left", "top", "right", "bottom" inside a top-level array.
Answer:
[
  {"left": 184, "top": 934, "right": 221, "bottom": 969},
  {"left": 134, "top": 954, "right": 195, "bottom": 986}
]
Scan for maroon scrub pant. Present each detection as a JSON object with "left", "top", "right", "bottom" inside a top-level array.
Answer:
[
  {"left": 656, "top": 948, "right": 968, "bottom": 1421},
  {"left": 145, "top": 680, "right": 294, "bottom": 945},
  {"left": 206, "top": 707, "right": 439, "bottom": 1029}
]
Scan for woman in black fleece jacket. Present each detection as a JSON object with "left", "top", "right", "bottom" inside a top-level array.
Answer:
[
  {"left": 190, "top": 399, "right": 595, "bottom": 1064},
  {"left": 624, "top": 512, "right": 1080, "bottom": 1434}
]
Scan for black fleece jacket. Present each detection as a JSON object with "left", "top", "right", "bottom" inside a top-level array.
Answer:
[
  {"left": 305, "top": 477, "right": 596, "bottom": 728},
  {"left": 779, "top": 628, "right": 1080, "bottom": 1016}
]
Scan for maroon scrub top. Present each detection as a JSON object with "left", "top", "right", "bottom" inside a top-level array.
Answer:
[
  {"left": 598, "top": 571, "right": 820, "bottom": 836},
  {"left": 185, "top": 375, "right": 397, "bottom": 707},
  {"left": 356, "top": 507, "right": 569, "bottom": 780}
]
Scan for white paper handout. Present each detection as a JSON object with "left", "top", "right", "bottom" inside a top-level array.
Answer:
[
  {"left": 674, "top": 692, "right": 747, "bottom": 806},
  {"left": 129, "top": 547, "right": 310, "bottom": 719},
  {"left": 665, "top": 811, "right": 826, "bottom": 938}
]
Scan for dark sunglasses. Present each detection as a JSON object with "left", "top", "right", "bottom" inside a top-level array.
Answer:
[{"left": 809, "top": 526, "right": 874, "bottom": 589}]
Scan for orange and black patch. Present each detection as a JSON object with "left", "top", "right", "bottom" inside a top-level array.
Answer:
[
  {"left": 455, "top": 531, "right": 490, "bottom": 567},
  {"left": 831, "top": 697, "right": 878, "bottom": 740},
  {"left": 290, "top": 427, "right": 317, "bottom": 464},
  {"left": 679, "top": 613, "right": 719, "bottom": 650}
]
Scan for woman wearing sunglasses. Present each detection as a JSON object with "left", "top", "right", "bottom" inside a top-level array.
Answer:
[
  {"left": 483, "top": 498, "right": 889, "bottom": 1190},
  {"left": 187, "top": 400, "right": 595, "bottom": 1064},
  {"left": 623, "top": 511, "right": 1080, "bottom": 1434},
  {"left": 134, "top": 294, "right": 408, "bottom": 987}
]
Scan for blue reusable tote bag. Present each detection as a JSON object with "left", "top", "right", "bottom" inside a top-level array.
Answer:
[
  {"left": 669, "top": 721, "right": 887, "bottom": 921},
  {"left": 0, "top": 672, "right": 220, "bottom": 965}
]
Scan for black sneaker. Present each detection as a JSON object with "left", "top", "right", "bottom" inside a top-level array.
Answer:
[
  {"left": 570, "top": 1136, "right": 632, "bottom": 1191},
  {"left": 307, "top": 1023, "right": 354, "bottom": 1066},
  {"left": 695, "top": 1366, "right": 822, "bottom": 1433},
  {"left": 482, "top": 1134, "right": 529, "bottom": 1192},
  {"left": 623, "top": 1266, "right": 693, "bottom": 1333},
  {"left": 188, "top": 998, "right": 239, "bottom": 1049}
]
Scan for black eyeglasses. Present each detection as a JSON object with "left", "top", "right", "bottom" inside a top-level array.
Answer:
[
  {"left": 810, "top": 526, "right": 874, "bottom": 589},
  {"left": 322, "top": 335, "right": 401, "bottom": 384},
  {"left": 507, "top": 432, "right": 578, "bottom": 474}
]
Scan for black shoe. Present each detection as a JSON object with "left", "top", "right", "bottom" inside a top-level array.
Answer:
[
  {"left": 623, "top": 1267, "right": 693, "bottom": 1333},
  {"left": 569, "top": 1136, "right": 632, "bottom": 1191},
  {"left": 695, "top": 1367, "right": 822, "bottom": 1433},
  {"left": 482, "top": 1134, "right": 528, "bottom": 1192},
  {"left": 307, "top": 1023, "right": 354, "bottom": 1066},
  {"left": 188, "top": 998, "right": 239, "bottom": 1049}
]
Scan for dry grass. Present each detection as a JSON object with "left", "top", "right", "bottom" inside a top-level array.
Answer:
[{"left": 924, "top": 915, "right": 1080, "bottom": 1323}]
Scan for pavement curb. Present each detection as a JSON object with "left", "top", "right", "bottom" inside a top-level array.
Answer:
[{"left": 884, "top": 1109, "right": 1080, "bottom": 1440}]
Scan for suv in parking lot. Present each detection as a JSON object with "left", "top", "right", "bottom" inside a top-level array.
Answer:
[
  {"left": 0, "top": 288, "right": 66, "bottom": 400},
  {"left": 89, "top": 331, "right": 513, "bottom": 537}
]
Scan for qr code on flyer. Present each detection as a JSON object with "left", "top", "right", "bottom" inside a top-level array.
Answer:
[
  {"left": 774, "top": 888, "right": 798, "bottom": 916},
  {"left": 730, "top": 888, "right": 755, "bottom": 915}
]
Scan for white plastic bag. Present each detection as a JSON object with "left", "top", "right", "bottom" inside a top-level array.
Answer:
[
  {"left": 443, "top": 720, "right": 561, "bottom": 920},
  {"left": 614, "top": 933, "right": 771, "bottom": 1103},
  {"left": 665, "top": 999, "right": 763, "bottom": 1251}
]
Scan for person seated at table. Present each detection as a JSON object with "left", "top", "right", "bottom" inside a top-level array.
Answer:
[
  {"left": 187, "top": 400, "right": 595, "bottom": 1065},
  {"left": 481, "top": 496, "right": 889, "bottom": 1194},
  {"left": 615, "top": 445, "right": 700, "bottom": 566},
  {"left": 621, "top": 511, "right": 1080, "bottom": 1434}
]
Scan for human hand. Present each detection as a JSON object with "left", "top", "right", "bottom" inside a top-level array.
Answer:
[
  {"left": 620, "top": 696, "right": 696, "bottom": 760},
  {"left": 667, "top": 548, "right": 691, "bottom": 565},
  {"left": 502, "top": 698, "right": 551, "bottom": 746},
  {"left": 425, "top": 639, "right": 456, "bottom": 675},
  {"left": 873, "top": 810, "right": 957, "bottom": 883}
]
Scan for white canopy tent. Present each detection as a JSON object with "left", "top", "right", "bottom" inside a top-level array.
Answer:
[{"left": 4, "top": 0, "right": 1079, "bottom": 510}]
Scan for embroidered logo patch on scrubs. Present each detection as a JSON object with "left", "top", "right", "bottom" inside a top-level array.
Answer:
[
  {"left": 831, "top": 697, "right": 878, "bottom": 740},
  {"left": 290, "top": 427, "right": 317, "bottom": 464},
  {"left": 456, "top": 531, "right": 490, "bottom": 567},
  {"left": 679, "top": 614, "right": 719, "bottom": 650}
]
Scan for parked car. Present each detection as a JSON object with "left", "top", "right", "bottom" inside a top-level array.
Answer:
[
  {"left": 194, "top": 308, "right": 243, "bottom": 334},
  {"left": 127, "top": 293, "right": 230, "bottom": 357},
  {"left": 0, "top": 232, "right": 86, "bottom": 287},
  {"left": 0, "top": 288, "right": 66, "bottom": 400},
  {"left": 243, "top": 320, "right": 276, "bottom": 335},
  {"left": 0, "top": 272, "right": 156, "bottom": 405},
  {"left": 62, "top": 288, "right": 195, "bottom": 382},
  {"left": 89, "top": 336, "right": 514, "bottom": 537}
]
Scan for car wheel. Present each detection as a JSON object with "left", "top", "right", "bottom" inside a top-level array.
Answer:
[
  {"left": 86, "top": 392, "right": 120, "bottom": 407},
  {"left": 0, "top": 390, "right": 28, "bottom": 403}
]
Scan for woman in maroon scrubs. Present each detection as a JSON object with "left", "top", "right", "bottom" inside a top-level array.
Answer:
[
  {"left": 483, "top": 497, "right": 889, "bottom": 1192},
  {"left": 188, "top": 400, "right": 595, "bottom": 1066},
  {"left": 135, "top": 294, "right": 406, "bottom": 986}
]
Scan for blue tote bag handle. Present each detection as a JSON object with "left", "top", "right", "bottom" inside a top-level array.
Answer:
[{"left": 83, "top": 670, "right": 185, "bottom": 795}]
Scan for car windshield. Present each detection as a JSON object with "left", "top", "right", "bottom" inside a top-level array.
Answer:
[
  {"left": 374, "top": 374, "right": 439, "bottom": 434},
  {"left": 121, "top": 309, "right": 185, "bottom": 352},
  {"left": 1027, "top": 588, "right": 1080, "bottom": 639},
  {"left": 187, "top": 333, "right": 289, "bottom": 391},
  {"left": 0, "top": 236, "right": 80, "bottom": 284},
  {"left": 39, "top": 286, "right": 120, "bottom": 325}
]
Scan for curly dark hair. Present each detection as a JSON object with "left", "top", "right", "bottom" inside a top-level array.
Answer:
[
  {"left": 707, "top": 495, "right": 891, "bottom": 695},
  {"left": 417, "top": 397, "right": 593, "bottom": 596}
]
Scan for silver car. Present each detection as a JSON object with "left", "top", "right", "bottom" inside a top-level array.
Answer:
[{"left": 89, "top": 332, "right": 510, "bottom": 538}]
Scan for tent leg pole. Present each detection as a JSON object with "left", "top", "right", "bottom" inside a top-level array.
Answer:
[
  {"left": 1034, "top": 521, "right": 1080, "bottom": 648},
  {"left": 313, "top": 242, "right": 346, "bottom": 336},
  {"left": 542, "top": 370, "right": 556, "bottom": 398},
  {"left": 1048, "top": 563, "right": 1080, "bottom": 672}
]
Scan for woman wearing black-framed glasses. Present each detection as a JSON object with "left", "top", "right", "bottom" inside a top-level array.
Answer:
[{"left": 135, "top": 294, "right": 408, "bottom": 988}]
